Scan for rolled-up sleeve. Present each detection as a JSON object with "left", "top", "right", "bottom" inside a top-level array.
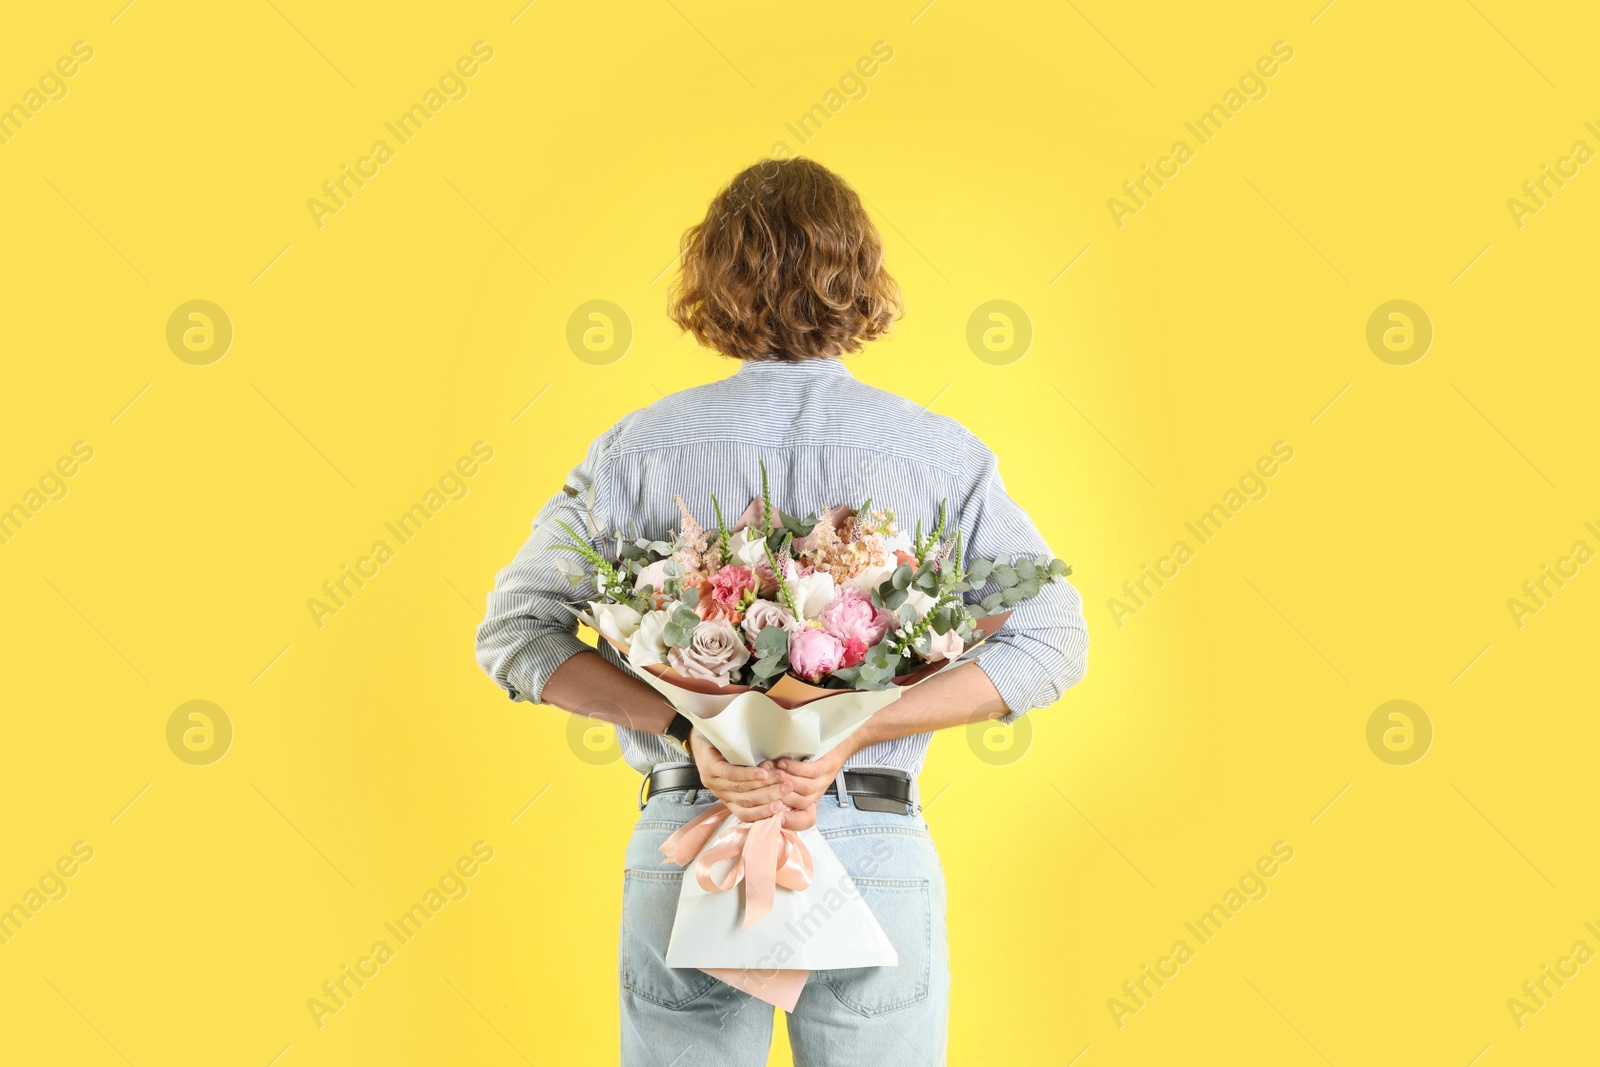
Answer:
[
  {"left": 476, "top": 424, "right": 620, "bottom": 704},
  {"left": 958, "top": 434, "right": 1089, "bottom": 722}
]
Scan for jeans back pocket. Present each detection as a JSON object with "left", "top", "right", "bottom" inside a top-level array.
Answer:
[
  {"left": 820, "top": 877, "right": 932, "bottom": 1016},
  {"left": 620, "top": 869, "right": 718, "bottom": 1010}
]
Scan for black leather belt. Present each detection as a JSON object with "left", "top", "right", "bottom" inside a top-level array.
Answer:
[{"left": 643, "top": 764, "right": 915, "bottom": 815}]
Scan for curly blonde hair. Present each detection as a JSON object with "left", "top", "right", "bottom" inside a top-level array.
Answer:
[{"left": 669, "top": 158, "right": 903, "bottom": 362}]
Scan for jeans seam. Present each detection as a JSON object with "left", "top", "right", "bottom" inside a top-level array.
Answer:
[{"left": 820, "top": 826, "right": 933, "bottom": 842}]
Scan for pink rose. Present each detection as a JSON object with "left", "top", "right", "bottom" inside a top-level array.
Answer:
[
  {"left": 741, "top": 600, "right": 799, "bottom": 646},
  {"left": 668, "top": 620, "right": 751, "bottom": 685},
  {"left": 924, "top": 628, "right": 965, "bottom": 663},
  {"left": 752, "top": 560, "right": 780, "bottom": 597},
  {"left": 820, "top": 586, "right": 896, "bottom": 647},
  {"left": 788, "top": 628, "right": 845, "bottom": 682}
]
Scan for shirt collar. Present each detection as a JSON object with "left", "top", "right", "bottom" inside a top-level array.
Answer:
[{"left": 734, "top": 357, "right": 854, "bottom": 379}]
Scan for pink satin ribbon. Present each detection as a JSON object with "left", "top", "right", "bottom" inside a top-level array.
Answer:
[{"left": 659, "top": 802, "right": 813, "bottom": 926}]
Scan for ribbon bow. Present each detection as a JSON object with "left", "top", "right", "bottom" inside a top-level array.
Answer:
[{"left": 659, "top": 802, "right": 813, "bottom": 926}]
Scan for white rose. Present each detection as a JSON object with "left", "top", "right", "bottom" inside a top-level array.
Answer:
[
  {"left": 589, "top": 601, "right": 642, "bottom": 645},
  {"left": 628, "top": 609, "right": 671, "bottom": 668},
  {"left": 634, "top": 559, "right": 672, "bottom": 596},
  {"left": 785, "top": 561, "right": 836, "bottom": 620},
  {"left": 727, "top": 527, "right": 769, "bottom": 568}
]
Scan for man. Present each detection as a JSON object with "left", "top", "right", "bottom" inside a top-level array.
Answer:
[{"left": 476, "top": 156, "right": 1088, "bottom": 1065}]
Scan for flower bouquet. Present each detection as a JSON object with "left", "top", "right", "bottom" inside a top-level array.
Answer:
[{"left": 553, "top": 464, "right": 1071, "bottom": 1009}]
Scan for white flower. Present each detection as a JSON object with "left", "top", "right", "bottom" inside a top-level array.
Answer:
[
  {"left": 785, "top": 561, "right": 836, "bottom": 620},
  {"left": 727, "top": 527, "right": 769, "bottom": 568},
  {"left": 844, "top": 560, "right": 896, "bottom": 593},
  {"left": 634, "top": 559, "right": 672, "bottom": 596},
  {"left": 628, "top": 609, "right": 671, "bottom": 668},
  {"left": 589, "top": 601, "right": 642, "bottom": 645}
]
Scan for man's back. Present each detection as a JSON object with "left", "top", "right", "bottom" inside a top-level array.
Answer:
[{"left": 598, "top": 358, "right": 974, "bottom": 547}]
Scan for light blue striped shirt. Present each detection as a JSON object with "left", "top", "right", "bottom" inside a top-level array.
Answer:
[{"left": 476, "top": 357, "right": 1089, "bottom": 776}]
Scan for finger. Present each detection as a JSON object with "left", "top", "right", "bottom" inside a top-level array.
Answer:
[
  {"left": 706, "top": 758, "right": 774, "bottom": 782},
  {"left": 779, "top": 788, "right": 820, "bottom": 811},
  {"left": 708, "top": 772, "right": 788, "bottom": 795},
  {"left": 775, "top": 758, "right": 833, "bottom": 780},
  {"left": 692, "top": 743, "right": 772, "bottom": 783},
  {"left": 713, "top": 782, "right": 788, "bottom": 807},
  {"left": 782, "top": 807, "right": 816, "bottom": 831},
  {"left": 727, "top": 799, "right": 786, "bottom": 823}
]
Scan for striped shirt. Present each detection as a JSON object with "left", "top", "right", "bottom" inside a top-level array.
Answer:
[{"left": 475, "top": 356, "right": 1089, "bottom": 776}]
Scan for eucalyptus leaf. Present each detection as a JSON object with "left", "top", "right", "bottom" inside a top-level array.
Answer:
[{"left": 755, "top": 626, "right": 789, "bottom": 657}]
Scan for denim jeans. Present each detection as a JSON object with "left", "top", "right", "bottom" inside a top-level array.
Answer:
[{"left": 619, "top": 785, "right": 951, "bottom": 1066}]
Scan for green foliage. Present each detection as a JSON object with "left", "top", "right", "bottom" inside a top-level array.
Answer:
[
  {"left": 746, "top": 624, "right": 791, "bottom": 684},
  {"left": 764, "top": 509, "right": 818, "bottom": 552},
  {"left": 855, "top": 640, "right": 903, "bottom": 688},
  {"left": 709, "top": 493, "right": 731, "bottom": 559},
  {"left": 662, "top": 603, "right": 700, "bottom": 648}
]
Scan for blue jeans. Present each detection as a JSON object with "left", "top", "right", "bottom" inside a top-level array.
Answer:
[{"left": 620, "top": 785, "right": 950, "bottom": 1066}]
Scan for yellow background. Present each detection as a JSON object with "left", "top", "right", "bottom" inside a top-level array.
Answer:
[{"left": 2, "top": 0, "right": 1596, "bottom": 1063}]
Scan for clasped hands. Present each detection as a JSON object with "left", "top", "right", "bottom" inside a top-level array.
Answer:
[{"left": 688, "top": 730, "right": 851, "bottom": 832}]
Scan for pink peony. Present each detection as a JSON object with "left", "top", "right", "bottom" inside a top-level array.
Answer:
[
  {"left": 840, "top": 637, "right": 868, "bottom": 669},
  {"left": 820, "top": 586, "right": 896, "bottom": 647},
  {"left": 789, "top": 628, "right": 845, "bottom": 682}
]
